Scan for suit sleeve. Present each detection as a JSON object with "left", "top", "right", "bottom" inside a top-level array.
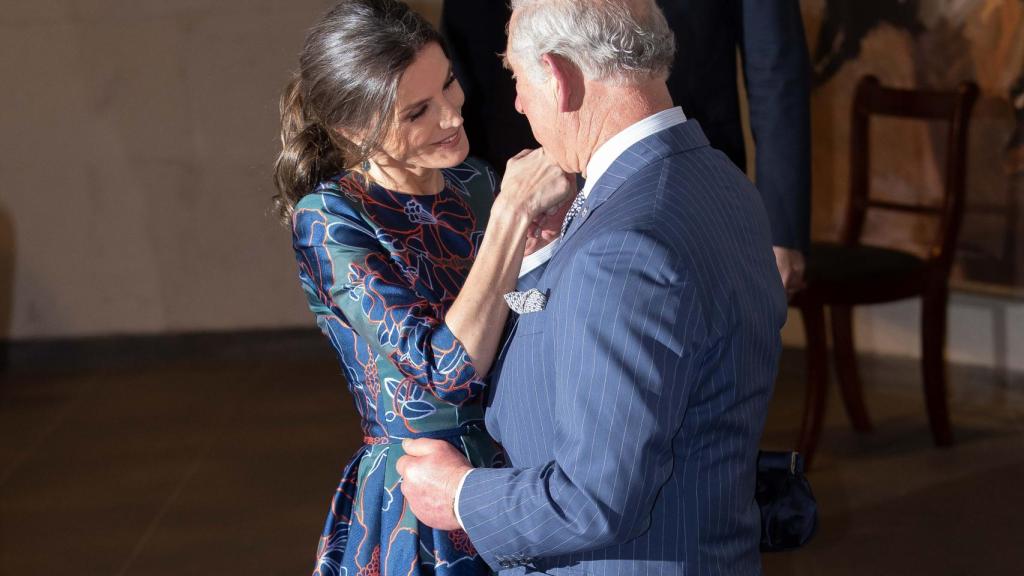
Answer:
[
  {"left": 457, "top": 229, "right": 706, "bottom": 565},
  {"left": 739, "top": 0, "right": 812, "bottom": 252},
  {"left": 292, "top": 198, "right": 483, "bottom": 405}
]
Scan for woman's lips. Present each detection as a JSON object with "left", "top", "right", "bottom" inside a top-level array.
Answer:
[{"left": 434, "top": 129, "right": 461, "bottom": 148}]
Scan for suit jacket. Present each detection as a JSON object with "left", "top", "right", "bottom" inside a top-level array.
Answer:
[
  {"left": 457, "top": 120, "right": 789, "bottom": 575},
  {"left": 441, "top": 0, "right": 811, "bottom": 251}
]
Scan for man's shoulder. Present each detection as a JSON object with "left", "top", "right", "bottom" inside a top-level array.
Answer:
[
  {"left": 589, "top": 145, "right": 769, "bottom": 276},
  {"left": 613, "top": 145, "right": 746, "bottom": 222}
]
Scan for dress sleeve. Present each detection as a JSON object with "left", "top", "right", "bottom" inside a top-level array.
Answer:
[{"left": 292, "top": 194, "right": 484, "bottom": 405}]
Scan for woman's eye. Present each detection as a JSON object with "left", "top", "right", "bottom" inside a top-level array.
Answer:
[
  {"left": 408, "top": 106, "right": 427, "bottom": 121},
  {"left": 443, "top": 74, "right": 456, "bottom": 90}
]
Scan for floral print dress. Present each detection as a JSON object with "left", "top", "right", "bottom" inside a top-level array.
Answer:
[{"left": 291, "top": 159, "right": 503, "bottom": 576}]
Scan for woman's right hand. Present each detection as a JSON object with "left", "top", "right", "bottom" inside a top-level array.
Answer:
[{"left": 498, "top": 148, "right": 576, "bottom": 220}]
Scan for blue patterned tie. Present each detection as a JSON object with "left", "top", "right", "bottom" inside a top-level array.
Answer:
[{"left": 560, "top": 190, "right": 587, "bottom": 237}]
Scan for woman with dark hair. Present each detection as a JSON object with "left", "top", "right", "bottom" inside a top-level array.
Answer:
[{"left": 273, "top": 1, "right": 572, "bottom": 574}]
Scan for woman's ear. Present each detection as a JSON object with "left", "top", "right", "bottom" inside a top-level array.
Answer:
[
  {"left": 334, "top": 126, "right": 362, "bottom": 147},
  {"left": 541, "top": 53, "right": 584, "bottom": 113}
]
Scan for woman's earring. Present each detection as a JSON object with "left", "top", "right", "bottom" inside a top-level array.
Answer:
[{"left": 361, "top": 160, "right": 371, "bottom": 172}]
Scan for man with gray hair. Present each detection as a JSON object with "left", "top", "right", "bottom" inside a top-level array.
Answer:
[{"left": 397, "top": 0, "right": 787, "bottom": 573}]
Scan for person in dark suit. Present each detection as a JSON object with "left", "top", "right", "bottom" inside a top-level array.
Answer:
[
  {"left": 397, "top": 1, "right": 788, "bottom": 573},
  {"left": 441, "top": 0, "right": 811, "bottom": 295}
]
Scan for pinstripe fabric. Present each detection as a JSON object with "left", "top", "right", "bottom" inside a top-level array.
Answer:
[{"left": 458, "top": 120, "right": 787, "bottom": 575}]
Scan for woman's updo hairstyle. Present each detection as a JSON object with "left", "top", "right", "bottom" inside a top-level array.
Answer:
[{"left": 273, "top": 0, "right": 444, "bottom": 222}]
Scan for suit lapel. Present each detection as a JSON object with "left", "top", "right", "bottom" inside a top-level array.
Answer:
[{"left": 560, "top": 119, "right": 711, "bottom": 242}]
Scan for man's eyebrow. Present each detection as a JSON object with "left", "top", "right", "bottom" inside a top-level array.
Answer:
[{"left": 399, "top": 65, "right": 454, "bottom": 115}]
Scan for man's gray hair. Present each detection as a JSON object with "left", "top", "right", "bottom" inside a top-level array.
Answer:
[{"left": 507, "top": 0, "right": 675, "bottom": 84}]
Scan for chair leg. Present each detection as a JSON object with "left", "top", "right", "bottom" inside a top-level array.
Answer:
[
  {"left": 921, "top": 288, "right": 953, "bottom": 446},
  {"left": 830, "top": 305, "right": 873, "bottom": 432},
  {"left": 797, "top": 301, "right": 829, "bottom": 467}
]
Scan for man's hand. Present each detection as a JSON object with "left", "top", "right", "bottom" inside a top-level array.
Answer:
[
  {"left": 396, "top": 438, "right": 473, "bottom": 531},
  {"left": 773, "top": 246, "right": 806, "bottom": 298}
]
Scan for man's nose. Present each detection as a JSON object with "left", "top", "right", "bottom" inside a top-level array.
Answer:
[{"left": 514, "top": 93, "right": 524, "bottom": 115}]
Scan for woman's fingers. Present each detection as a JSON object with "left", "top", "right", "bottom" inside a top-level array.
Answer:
[{"left": 500, "top": 148, "right": 578, "bottom": 219}]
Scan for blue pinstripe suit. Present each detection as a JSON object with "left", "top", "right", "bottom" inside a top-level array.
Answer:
[{"left": 457, "top": 120, "right": 788, "bottom": 575}]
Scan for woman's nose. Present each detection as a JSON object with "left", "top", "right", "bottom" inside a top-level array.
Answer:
[{"left": 439, "top": 100, "right": 463, "bottom": 129}]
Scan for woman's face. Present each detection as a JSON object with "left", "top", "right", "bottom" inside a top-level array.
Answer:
[{"left": 373, "top": 42, "right": 469, "bottom": 171}]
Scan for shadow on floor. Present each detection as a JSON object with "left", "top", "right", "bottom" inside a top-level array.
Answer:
[{"left": 1, "top": 332, "right": 1022, "bottom": 575}]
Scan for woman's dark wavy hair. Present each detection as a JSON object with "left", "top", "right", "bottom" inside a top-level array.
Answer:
[{"left": 272, "top": 0, "right": 443, "bottom": 224}]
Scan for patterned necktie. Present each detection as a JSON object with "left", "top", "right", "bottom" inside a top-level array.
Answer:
[{"left": 560, "top": 190, "right": 587, "bottom": 237}]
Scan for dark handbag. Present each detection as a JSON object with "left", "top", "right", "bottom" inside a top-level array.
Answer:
[{"left": 756, "top": 450, "right": 818, "bottom": 552}]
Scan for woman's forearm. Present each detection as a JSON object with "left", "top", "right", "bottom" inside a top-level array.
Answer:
[
  {"left": 443, "top": 148, "right": 573, "bottom": 378},
  {"left": 444, "top": 197, "right": 531, "bottom": 377}
]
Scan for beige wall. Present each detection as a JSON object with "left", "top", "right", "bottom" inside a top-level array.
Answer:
[
  {"left": 2, "top": 0, "right": 1020, "bottom": 375},
  {"left": 0, "top": 1, "right": 444, "bottom": 340}
]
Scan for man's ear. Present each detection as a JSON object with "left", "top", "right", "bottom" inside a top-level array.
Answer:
[{"left": 542, "top": 53, "right": 584, "bottom": 113}]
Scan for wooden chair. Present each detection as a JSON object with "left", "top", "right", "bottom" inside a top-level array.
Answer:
[{"left": 793, "top": 75, "right": 979, "bottom": 466}]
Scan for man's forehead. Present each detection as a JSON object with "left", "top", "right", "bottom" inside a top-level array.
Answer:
[
  {"left": 504, "top": 9, "right": 522, "bottom": 57},
  {"left": 501, "top": 50, "right": 520, "bottom": 73}
]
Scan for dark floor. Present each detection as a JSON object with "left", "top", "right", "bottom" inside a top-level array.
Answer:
[{"left": 1, "top": 331, "right": 1022, "bottom": 575}]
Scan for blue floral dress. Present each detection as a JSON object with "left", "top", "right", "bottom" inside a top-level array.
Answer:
[{"left": 291, "top": 158, "right": 503, "bottom": 576}]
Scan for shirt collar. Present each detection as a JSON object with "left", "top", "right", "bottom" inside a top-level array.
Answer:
[{"left": 581, "top": 106, "right": 687, "bottom": 198}]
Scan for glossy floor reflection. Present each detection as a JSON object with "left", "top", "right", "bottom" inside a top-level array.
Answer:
[{"left": 1, "top": 331, "right": 1022, "bottom": 575}]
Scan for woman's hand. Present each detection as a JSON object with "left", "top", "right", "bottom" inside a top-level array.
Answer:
[
  {"left": 525, "top": 193, "right": 573, "bottom": 256},
  {"left": 498, "top": 148, "right": 576, "bottom": 220}
]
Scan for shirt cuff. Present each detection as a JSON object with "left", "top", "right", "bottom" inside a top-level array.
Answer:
[
  {"left": 453, "top": 468, "right": 475, "bottom": 531},
  {"left": 520, "top": 239, "right": 558, "bottom": 278}
]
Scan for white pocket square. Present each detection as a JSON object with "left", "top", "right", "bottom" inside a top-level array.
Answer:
[{"left": 503, "top": 288, "right": 548, "bottom": 314}]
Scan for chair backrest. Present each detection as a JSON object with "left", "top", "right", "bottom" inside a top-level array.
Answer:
[{"left": 840, "top": 75, "right": 979, "bottom": 274}]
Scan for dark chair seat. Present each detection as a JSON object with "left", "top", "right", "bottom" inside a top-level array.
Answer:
[{"left": 804, "top": 242, "right": 928, "bottom": 305}]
